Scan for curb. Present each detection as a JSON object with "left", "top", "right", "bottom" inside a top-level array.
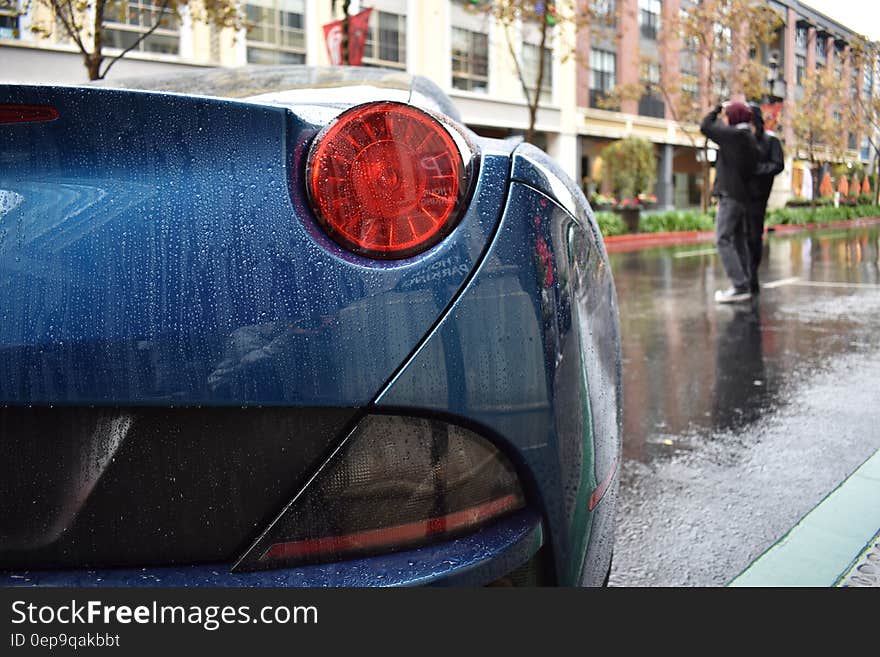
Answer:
[
  {"left": 604, "top": 230, "right": 715, "bottom": 253},
  {"left": 603, "top": 216, "right": 880, "bottom": 253},
  {"left": 727, "top": 449, "right": 880, "bottom": 587}
]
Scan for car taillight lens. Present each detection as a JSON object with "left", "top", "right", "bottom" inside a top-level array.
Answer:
[
  {"left": 306, "top": 102, "right": 470, "bottom": 259},
  {"left": 234, "top": 415, "right": 524, "bottom": 571}
]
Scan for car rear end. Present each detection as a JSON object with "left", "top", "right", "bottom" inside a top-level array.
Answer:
[{"left": 0, "top": 72, "right": 619, "bottom": 586}]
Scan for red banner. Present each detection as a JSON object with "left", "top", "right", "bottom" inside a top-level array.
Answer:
[
  {"left": 323, "top": 8, "right": 373, "bottom": 66},
  {"left": 761, "top": 101, "right": 783, "bottom": 133},
  {"left": 347, "top": 8, "right": 372, "bottom": 66}
]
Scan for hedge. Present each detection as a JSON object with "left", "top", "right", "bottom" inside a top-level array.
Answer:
[
  {"left": 766, "top": 204, "right": 880, "bottom": 226},
  {"left": 594, "top": 205, "right": 880, "bottom": 236}
]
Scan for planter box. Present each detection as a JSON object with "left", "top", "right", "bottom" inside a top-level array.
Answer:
[{"left": 613, "top": 207, "right": 641, "bottom": 233}]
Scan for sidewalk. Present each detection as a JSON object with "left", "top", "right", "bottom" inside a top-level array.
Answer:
[
  {"left": 603, "top": 216, "right": 880, "bottom": 253},
  {"left": 728, "top": 449, "right": 880, "bottom": 587}
]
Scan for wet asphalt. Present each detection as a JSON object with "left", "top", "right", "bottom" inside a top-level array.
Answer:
[{"left": 606, "top": 224, "right": 880, "bottom": 587}]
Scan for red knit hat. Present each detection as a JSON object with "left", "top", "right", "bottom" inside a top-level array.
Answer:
[{"left": 725, "top": 101, "right": 753, "bottom": 125}]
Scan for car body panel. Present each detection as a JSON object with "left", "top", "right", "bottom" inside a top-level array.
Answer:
[
  {"left": 90, "top": 65, "right": 464, "bottom": 123},
  {"left": 0, "top": 84, "right": 509, "bottom": 407},
  {"left": 0, "top": 511, "right": 542, "bottom": 587},
  {"left": 0, "top": 69, "right": 620, "bottom": 586},
  {"left": 377, "top": 152, "right": 622, "bottom": 585}
]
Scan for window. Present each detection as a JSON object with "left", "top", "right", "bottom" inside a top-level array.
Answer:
[
  {"left": 679, "top": 8, "right": 698, "bottom": 50},
  {"left": 833, "top": 44, "right": 844, "bottom": 79},
  {"left": 363, "top": 10, "right": 406, "bottom": 69},
  {"left": 862, "top": 138, "right": 872, "bottom": 162},
  {"left": 848, "top": 132, "right": 857, "bottom": 150},
  {"left": 589, "top": 48, "right": 616, "bottom": 108},
  {"left": 105, "top": 0, "right": 180, "bottom": 54},
  {"left": 451, "top": 27, "right": 488, "bottom": 92},
  {"left": 639, "top": 0, "right": 661, "bottom": 40},
  {"left": 714, "top": 23, "right": 731, "bottom": 55},
  {"left": 680, "top": 71, "right": 699, "bottom": 107},
  {"left": 864, "top": 66, "right": 874, "bottom": 98},
  {"left": 595, "top": 0, "right": 616, "bottom": 27},
  {"left": 639, "top": 62, "right": 664, "bottom": 118},
  {"left": 523, "top": 43, "right": 553, "bottom": 104},
  {"left": 796, "top": 54, "right": 805, "bottom": 86},
  {"left": 0, "top": 0, "right": 19, "bottom": 39},
  {"left": 816, "top": 34, "right": 826, "bottom": 61},
  {"left": 795, "top": 26, "right": 807, "bottom": 50},
  {"left": 246, "top": 0, "right": 305, "bottom": 65}
]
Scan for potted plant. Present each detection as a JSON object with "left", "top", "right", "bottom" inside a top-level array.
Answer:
[
  {"left": 590, "top": 193, "right": 618, "bottom": 212},
  {"left": 637, "top": 192, "right": 658, "bottom": 208},
  {"left": 599, "top": 138, "right": 657, "bottom": 233},
  {"left": 615, "top": 196, "right": 642, "bottom": 232}
]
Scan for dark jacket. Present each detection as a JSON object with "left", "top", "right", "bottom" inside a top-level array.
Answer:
[
  {"left": 750, "top": 131, "right": 785, "bottom": 203},
  {"left": 700, "top": 107, "right": 760, "bottom": 204}
]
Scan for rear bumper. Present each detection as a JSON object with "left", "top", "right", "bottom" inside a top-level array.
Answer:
[{"left": 0, "top": 511, "right": 542, "bottom": 588}]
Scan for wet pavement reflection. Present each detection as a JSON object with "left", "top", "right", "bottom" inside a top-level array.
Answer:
[{"left": 610, "top": 225, "right": 880, "bottom": 464}]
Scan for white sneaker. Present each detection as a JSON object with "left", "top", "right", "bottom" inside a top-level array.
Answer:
[{"left": 714, "top": 287, "right": 752, "bottom": 304}]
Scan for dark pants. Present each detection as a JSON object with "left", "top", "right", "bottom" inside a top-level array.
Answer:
[
  {"left": 715, "top": 196, "right": 750, "bottom": 292},
  {"left": 745, "top": 199, "right": 769, "bottom": 292}
]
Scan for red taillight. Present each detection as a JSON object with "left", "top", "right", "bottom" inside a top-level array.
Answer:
[
  {"left": 307, "top": 102, "right": 469, "bottom": 259},
  {"left": 260, "top": 495, "right": 522, "bottom": 563},
  {"left": 0, "top": 104, "right": 59, "bottom": 124}
]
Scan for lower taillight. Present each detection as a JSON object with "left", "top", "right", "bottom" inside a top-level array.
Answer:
[
  {"left": 306, "top": 101, "right": 472, "bottom": 259},
  {"left": 235, "top": 415, "right": 524, "bottom": 571}
]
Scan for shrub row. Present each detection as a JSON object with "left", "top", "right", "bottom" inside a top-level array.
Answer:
[
  {"left": 594, "top": 209, "right": 717, "bottom": 236},
  {"left": 766, "top": 204, "right": 880, "bottom": 226},
  {"left": 785, "top": 195, "right": 874, "bottom": 208},
  {"left": 594, "top": 205, "right": 880, "bottom": 236}
]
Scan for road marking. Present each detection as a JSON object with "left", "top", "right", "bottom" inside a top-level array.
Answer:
[
  {"left": 791, "top": 281, "right": 880, "bottom": 289},
  {"left": 763, "top": 277, "right": 801, "bottom": 288},
  {"left": 763, "top": 277, "right": 880, "bottom": 290},
  {"left": 674, "top": 248, "right": 717, "bottom": 258}
]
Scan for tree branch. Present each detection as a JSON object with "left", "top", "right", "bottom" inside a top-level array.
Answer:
[
  {"left": 49, "top": 0, "right": 88, "bottom": 55},
  {"left": 99, "top": 0, "right": 172, "bottom": 79},
  {"left": 503, "top": 19, "right": 535, "bottom": 128}
]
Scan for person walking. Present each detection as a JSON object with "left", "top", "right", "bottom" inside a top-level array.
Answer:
[
  {"left": 700, "top": 101, "right": 760, "bottom": 304},
  {"left": 746, "top": 103, "right": 785, "bottom": 294}
]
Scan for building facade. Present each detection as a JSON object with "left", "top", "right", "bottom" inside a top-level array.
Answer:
[{"left": 1, "top": 0, "right": 877, "bottom": 208}]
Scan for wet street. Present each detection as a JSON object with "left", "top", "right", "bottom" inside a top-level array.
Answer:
[{"left": 607, "top": 224, "right": 880, "bottom": 586}]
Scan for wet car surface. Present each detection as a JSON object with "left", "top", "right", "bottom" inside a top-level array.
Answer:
[
  {"left": 0, "top": 71, "right": 621, "bottom": 586},
  {"left": 608, "top": 224, "right": 880, "bottom": 586}
]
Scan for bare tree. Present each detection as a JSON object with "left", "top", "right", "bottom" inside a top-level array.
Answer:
[
  {"left": 26, "top": 0, "right": 243, "bottom": 80},
  {"left": 788, "top": 66, "right": 847, "bottom": 210},
  {"left": 470, "top": 0, "right": 594, "bottom": 144},
  {"left": 330, "top": 0, "right": 351, "bottom": 64}
]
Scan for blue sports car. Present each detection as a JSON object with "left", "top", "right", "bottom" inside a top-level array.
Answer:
[{"left": 0, "top": 66, "right": 621, "bottom": 587}]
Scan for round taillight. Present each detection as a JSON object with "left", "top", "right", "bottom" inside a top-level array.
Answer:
[{"left": 307, "top": 102, "right": 469, "bottom": 259}]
